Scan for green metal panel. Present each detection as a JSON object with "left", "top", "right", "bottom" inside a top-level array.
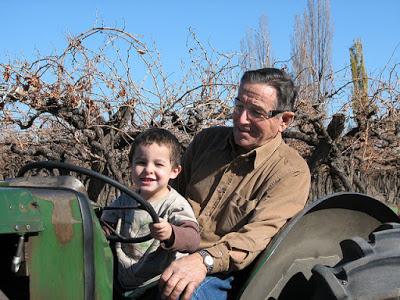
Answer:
[
  {"left": 0, "top": 185, "right": 114, "bottom": 299},
  {"left": 0, "top": 188, "right": 44, "bottom": 234},
  {"left": 92, "top": 206, "right": 114, "bottom": 300},
  {"left": 28, "top": 189, "right": 85, "bottom": 300}
]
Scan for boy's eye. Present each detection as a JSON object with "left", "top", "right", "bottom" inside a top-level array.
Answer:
[{"left": 134, "top": 160, "right": 146, "bottom": 165}]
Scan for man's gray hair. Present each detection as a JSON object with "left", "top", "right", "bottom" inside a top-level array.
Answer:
[{"left": 240, "top": 68, "right": 297, "bottom": 111}]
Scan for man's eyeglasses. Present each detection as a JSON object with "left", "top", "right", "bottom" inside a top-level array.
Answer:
[{"left": 232, "top": 98, "right": 285, "bottom": 121}]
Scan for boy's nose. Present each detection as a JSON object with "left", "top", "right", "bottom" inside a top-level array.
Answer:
[{"left": 143, "top": 164, "right": 154, "bottom": 173}]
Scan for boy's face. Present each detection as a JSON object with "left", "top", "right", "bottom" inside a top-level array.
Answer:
[{"left": 130, "top": 143, "right": 181, "bottom": 201}]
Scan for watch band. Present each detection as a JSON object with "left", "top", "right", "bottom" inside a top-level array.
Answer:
[{"left": 198, "top": 249, "right": 214, "bottom": 274}]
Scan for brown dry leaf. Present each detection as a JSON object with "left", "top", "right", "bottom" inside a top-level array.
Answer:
[
  {"left": 106, "top": 81, "right": 115, "bottom": 89},
  {"left": 57, "top": 65, "right": 64, "bottom": 75},
  {"left": 87, "top": 99, "right": 98, "bottom": 114},
  {"left": 30, "top": 75, "right": 42, "bottom": 89},
  {"left": 49, "top": 89, "right": 60, "bottom": 99},
  {"left": 3, "top": 112, "right": 13, "bottom": 124},
  {"left": 69, "top": 95, "right": 79, "bottom": 108},
  {"left": 3, "top": 65, "right": 10, "bottom": 82},
  {"left": 118, "top": 86, "right": 126, "bottom": 98}
]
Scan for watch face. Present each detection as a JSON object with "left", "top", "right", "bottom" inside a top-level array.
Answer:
[{"left": 204, "top": 255, "right": 214, "bottom": 266}]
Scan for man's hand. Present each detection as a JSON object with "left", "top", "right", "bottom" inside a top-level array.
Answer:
[
  {"left": 149, "top": 218, "right": 173, "bottom": 241},
  {"left": 159, "top": 253, "right": 207, "bottom": 300}
]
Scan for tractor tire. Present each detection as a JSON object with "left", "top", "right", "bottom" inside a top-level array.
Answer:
[{"left": 311, "top": 222, "right": 400, "bottom": 300}]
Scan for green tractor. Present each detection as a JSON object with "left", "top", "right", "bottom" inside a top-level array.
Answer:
[{"left": 0, "top": 161, "right": 399, "bottom": 299}]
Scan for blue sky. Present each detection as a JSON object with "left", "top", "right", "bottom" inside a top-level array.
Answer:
[{"left": 2, "top": 0, "right": 399, "bottom": 78}]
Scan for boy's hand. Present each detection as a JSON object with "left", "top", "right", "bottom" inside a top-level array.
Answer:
[
  {"left": 149, "top": 218, "right": 173, "bottom": 241},
  {"left": 102, "top": 225, "right": 112, "bottom": 236},
  {"left": 101, "top": 221, "right": 116, "bottom": 236}
]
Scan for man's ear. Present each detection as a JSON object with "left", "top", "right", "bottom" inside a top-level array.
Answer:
[
  {"left": 170, "top": 165, "right": 182, "bottom": 180},
  {"left": 278, "top": 111, "right": 295, "bottom": 132}
]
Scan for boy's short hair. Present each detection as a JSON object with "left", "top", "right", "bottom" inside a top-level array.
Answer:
[{"left": 129, "top": 128, "right": 182, "bottom": 167}]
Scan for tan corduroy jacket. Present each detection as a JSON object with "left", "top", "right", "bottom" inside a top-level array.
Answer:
[{"left": 175, "top": 126, "right": 311, "bottom": 273}]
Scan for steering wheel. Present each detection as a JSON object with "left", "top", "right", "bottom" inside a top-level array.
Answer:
[{"left": 18, "top": 160, "right": 159, "bottom": 243}]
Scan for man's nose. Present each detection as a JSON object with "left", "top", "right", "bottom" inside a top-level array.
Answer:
[{"left": 237, "top": 108, "right": 251, "bottom": 123}]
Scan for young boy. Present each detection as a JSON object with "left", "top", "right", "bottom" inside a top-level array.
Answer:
[{"left": 101, "top": 128, "right": 200, "bottom": 292}]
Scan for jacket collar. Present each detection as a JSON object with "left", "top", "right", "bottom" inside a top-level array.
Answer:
[{"left": 226, "top": 130, "right": 283, "bottom": 168}]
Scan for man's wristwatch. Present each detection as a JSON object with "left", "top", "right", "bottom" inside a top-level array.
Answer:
[{"left": 198, "top": 250, "right": 214, "bottom": 274}]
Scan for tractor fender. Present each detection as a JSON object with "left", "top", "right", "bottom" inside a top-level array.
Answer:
[{"left": 239, "top": 192, "right": 400, "bottom": 300}]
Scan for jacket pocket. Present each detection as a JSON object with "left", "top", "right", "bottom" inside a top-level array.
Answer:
[{"left": 216, "top": 192, "right": 257, "bottom": 235}]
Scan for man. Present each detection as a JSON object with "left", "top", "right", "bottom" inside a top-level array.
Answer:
[{"left": 160, "top": 68, "right": 311, "bottom": 300}]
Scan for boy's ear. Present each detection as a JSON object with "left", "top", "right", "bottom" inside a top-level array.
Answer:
[{"left": 170, "top": 165, "right": 182, "bottom": 179}]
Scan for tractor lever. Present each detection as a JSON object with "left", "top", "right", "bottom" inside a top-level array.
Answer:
[{"left": 11, "top": 235, "right": 25, "bottom": 273}]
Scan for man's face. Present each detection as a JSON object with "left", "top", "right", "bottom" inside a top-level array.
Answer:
[{"left": 233, "top": 82, "right": 293, "bottom": 151}]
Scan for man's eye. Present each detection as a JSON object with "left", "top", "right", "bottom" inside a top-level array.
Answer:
[
  {"left": 234, "top": 99, "right": 244, "bottom": 108},
  {"left": 249, "top": 109, "right": 264, "bottom": 117},
  {"left": 235, "top": 103, "right": 244, "bottom": 110}
]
